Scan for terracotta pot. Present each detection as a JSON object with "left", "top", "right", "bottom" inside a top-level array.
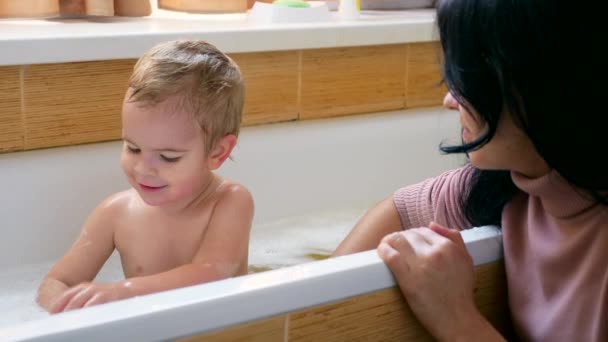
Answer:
[
  {"left": 114, "top": 0, "right": 152, "bottom": 16},
  {"left": 249, "top": 0, "right": 274, "bottom": 6},
  {"left": 159, "top": 0, "right": 248, "bottom": 13},
  {"left": 0, "top": 0, "right": 60, "bottom": 18},
  {"left": 59, "top": 0, "right": 114, "bottom": 16}
]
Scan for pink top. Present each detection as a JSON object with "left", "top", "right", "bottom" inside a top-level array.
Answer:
[{"left": 394, "top": 165, "right": 608, "bottom": 341}]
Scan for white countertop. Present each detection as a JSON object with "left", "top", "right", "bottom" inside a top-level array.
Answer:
[{"left": 0, "top": 5, "right": 437, "bottom": 66}]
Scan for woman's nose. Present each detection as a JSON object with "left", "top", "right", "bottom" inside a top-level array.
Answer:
[{"left": 443, "top": 92, "right": 459, "bottom": 110}]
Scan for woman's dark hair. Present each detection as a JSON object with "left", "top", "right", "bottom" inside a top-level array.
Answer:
[{"left": 435, "top": 0, "right": 606, "bottom": 227}]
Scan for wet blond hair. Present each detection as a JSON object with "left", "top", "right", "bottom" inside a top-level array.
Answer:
[{"left": 127, "top": 40, "right": 244, "bottom": 153}]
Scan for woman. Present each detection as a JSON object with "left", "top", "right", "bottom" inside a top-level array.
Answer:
[{"left": 334, "top": 0, "right": 607, "bottom": 340}]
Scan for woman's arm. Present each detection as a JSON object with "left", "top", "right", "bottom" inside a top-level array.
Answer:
[{"left": 333, "top": 196, "right": 402, "bottom": 256}]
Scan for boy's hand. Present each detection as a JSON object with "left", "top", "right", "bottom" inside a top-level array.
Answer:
[{"left": 49, "top": 282, "right": 133, "bottom": 313}]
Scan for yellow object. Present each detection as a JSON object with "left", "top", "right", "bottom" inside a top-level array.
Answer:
[{"left": 356, "top": 0, "right": 361, "bottom": 10}]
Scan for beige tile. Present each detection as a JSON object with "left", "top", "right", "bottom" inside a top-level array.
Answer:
[
  {"left": 0, "top": 66, "right": 23, "bottom": 152},
  {"left": 22, "top": 60, "right": 134, "bottom": 150},
  {"left": 300, "top": 45, "right": 407, "bottom": 120},
  {"left": 406, "top": 42, "right": 446, "bottom": 108},
  {"left": 178, "top": 315, "right": 286, "bottom": 342},
  {"left": 231, "top": 51, "right": 299, "bottom": 126}
]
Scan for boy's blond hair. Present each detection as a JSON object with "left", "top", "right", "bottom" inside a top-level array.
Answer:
[{"left": 127, "top": 40, "right": 245, "bottom": 153}]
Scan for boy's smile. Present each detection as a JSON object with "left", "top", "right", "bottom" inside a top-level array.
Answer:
[
  {"left": 120, "top": 94, "right": 213, "bottom": 209},
  {"left": 138, "top": 183, "right": 167, "bottom": 192}
]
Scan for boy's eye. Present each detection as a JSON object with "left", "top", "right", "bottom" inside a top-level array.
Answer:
[
  {"left": 160, "top": 154, "right": 181, "bottom": 163},
  {"left": 126, "top": 145, "right": 140, "bottom": 154}
]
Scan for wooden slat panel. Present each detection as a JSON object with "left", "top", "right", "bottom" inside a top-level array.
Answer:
[
  {"left": 0, "top": 66, "right": 23, "bottom": 152},
  {"left": 0, "top": 42, "right": 448, "bottom": 154},
  {"left": 406, "top": 42, "right": 446, "bottom": 108},
  {"left": 231, "top": 51, "right": 299, "bottom": 126},
  {"left": 473, "top": 261, "right": 514, "bottom": 338},
  {"left": 288, "top": 261, "right": 510, "bottom": 341},
  {"left": 22, "top": 60, "right": 134, "bottom": 150},
  {"left": 300, "top": 45, "right": 407, "bottom": 120},
  {"left": 179, "top": 315, "right": 286, "bottom": 342},
  {"left": 289, "top": 288, "right": 433, "bottom": 342}
]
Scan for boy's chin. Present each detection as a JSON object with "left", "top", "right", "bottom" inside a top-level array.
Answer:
[{"left": 135, "top": 190, "right": 173, "bottom": 207}]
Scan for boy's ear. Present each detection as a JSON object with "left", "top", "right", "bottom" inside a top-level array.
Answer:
[{"left": 207, "top": 134, "right": 237, "bottom": 170}]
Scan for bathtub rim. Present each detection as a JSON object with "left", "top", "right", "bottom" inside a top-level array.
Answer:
[{"left": 0, "top": 226, "right": 502, "bottom": 342}]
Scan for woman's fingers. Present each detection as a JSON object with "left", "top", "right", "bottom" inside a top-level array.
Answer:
[
  {"left": 428, "top": 222, "right": 470, "bottom": 259},
  {"left": 378, "top": 232, "right": 411, "bottom": 270}
]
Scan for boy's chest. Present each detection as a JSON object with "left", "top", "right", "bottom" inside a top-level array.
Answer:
[{"left": 114, "top": 214, "right": 210, "bottom": 277}]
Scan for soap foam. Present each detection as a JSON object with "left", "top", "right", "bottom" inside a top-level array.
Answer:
[{"left": 0, "top": 207, "right": 365, "bottom": 328}]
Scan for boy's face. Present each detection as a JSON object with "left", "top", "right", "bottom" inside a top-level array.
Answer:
[{"left": 120, "top": 95, "right": 211, "bottom": 207}]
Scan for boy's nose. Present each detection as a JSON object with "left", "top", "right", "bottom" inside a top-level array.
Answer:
[
  {"left": 443, "top": 92, "right": 459, "bottom": 110},
  {"left": 134, "top": 159, "right": 156, "bottom": 177}
]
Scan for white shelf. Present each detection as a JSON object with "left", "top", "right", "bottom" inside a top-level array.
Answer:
[{"left": 0, "top": 6, "right": 437, "bottom": 65}]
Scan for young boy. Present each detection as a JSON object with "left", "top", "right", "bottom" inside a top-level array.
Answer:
[{"left": 37, "top": 40, "right": 254, "bottom": 313}]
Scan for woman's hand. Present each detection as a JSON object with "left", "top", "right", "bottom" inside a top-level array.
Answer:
[
  {"left": 49, "top": 281, "right": 134, "bottom": 313},
  {"left": 377, "top": 222, "right": 493, "bottom": 341}
]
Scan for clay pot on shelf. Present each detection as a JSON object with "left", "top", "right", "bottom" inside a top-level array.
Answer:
[
  {"left": 114, "top": 0, "right": 152, "bottom": 16},
  {"left": 159, "top": 0, "right": 248, "bottom": 13},
  {"left": 0, "top": 0, "right": 60, "bottom": 18},
  {"left": 59, "top": 0, "right": 114, "bottom": 17}
]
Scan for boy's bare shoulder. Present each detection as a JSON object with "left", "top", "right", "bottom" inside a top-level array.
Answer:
[
  {"left": 216, "top": 181, "right": 253, "bottom": 207},
  {"left": 93, "top": 189, "right": 136, "bottom": 220},
  {"left": 213, "top": 181, "right": 254, "bottom": 219}
]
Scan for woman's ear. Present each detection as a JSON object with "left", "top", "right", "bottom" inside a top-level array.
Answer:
[{"left": 207, "top": 134, "right": 237, "bottom": 170}]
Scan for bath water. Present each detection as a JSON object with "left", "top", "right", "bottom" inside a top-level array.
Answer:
[{"left": 0, "top": 207, "right": 365, "bottom": 329}]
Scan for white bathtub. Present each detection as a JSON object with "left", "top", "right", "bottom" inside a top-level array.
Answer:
[{"left": 0, "top": 108, "right": 502, "bottom": 341}]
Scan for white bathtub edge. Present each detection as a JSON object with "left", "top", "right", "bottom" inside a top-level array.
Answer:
[{"left": 0, "top": 226, "right": 502, "bottom": 342}]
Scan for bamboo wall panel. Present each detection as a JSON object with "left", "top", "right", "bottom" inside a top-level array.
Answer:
[
  {"left": 22, "top": 60, "right": 134, "bottom": 150},
  {"left": 472, "top": 261, "right": 514, "bottom": 338},
  {"left": 289, "top": 287, "right": 432, "bottom": 342},
  {"left": 406, "top": 42, "right": 446, "bottom": 108},
  {"left": 231, "top": 51, "right": 300, "bottom": 126},
  {"left": 179, "top": 315, "right": 285, "bottom": 342},
  {"left": 300, "top": 45, "right": 407, "bottom": 120},
  {"left": 287, "top": 261, "right": 509, "bottom": 342},
  {"left": 0, "top": 66, "right": 23, "bottom": 152},
  {"left": 185, "top": 261, "right": 509, "bottom": 341},
  {"left": 1, "top": 43, "right": 447, "bottom": 154}
]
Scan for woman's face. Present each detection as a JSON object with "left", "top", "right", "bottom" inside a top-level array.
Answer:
[{"left": 443, "top": 92, "right": 550, "bottom": 177}]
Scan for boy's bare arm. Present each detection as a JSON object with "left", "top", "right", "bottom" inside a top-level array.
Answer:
[
  {"left": 50, "top": 185, "right": 254, "bottom": 312},
  {"left": 332, "top": 196, "right": 403, "bottom": 256},
  {"left": 37, "top": 195, "right": 119, "bottom": 311}
]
